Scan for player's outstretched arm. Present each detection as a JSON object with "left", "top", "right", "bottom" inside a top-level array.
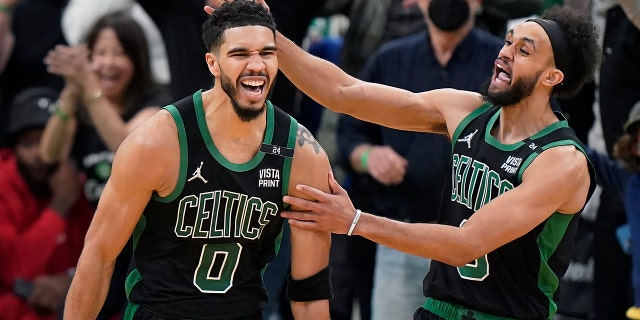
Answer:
[
  {"left": 204, "top": 1, "right": 481, "bottom": 136},
  {"left": 274, "top": 31, "right": 453, "bottom": 134},
  {"left": 64, "top": 111, "right": 176, "bottom": 319},
  {"left": 282, "top": 146, "right": 591, "bottom": 266},
  {"left": 287, "top": 125, "right": 332, "bottom": 320}
]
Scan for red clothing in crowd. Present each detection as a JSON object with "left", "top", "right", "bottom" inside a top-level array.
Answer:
[{"left": 0, "top": 149, "right": 93, "bottom": 320}]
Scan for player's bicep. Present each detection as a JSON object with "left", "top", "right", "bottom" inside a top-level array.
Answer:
[
  {"left": 462, "top": 147, "right": 591, "bottom": 254},
  {"left": 520, "top": 146, "right": 591, "bottom": 214},
  {"left": 288, "top": 125, "right": 331, "bottom": 279}
]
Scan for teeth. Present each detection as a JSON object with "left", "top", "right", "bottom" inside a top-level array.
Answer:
[{"left": 241, "top": 80, "right": 264, "bottom": 86}]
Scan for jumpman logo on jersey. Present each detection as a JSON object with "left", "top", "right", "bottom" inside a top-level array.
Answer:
[
  {"left": 461, "top": 311, "right": 477, "bottom": 320},
  {"left": 188, "top": 161, "right": 208, "bottom": 183},
  {"left": 457, "top": 129, "right": 479, "bottom": 149}
]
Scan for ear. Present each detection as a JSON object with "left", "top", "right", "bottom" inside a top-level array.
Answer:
[
  {"left": 206, "top": 52, "right": 220, "bottom": 77},
  {"left": 542, "top": 68, "right": 564, "bottom": 87}
]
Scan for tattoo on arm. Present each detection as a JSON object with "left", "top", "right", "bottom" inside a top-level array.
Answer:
[{"left": 297, "top": 126, "right": 322, "bottom": 154}]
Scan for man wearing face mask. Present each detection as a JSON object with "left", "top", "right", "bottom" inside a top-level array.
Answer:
[{"left": 336, "top": 0, "right": 502, "bottom": 319}]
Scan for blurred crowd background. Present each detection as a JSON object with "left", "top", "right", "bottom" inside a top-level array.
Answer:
[{"left": 0, "top": 0, "right": 638, "bottom": 319}]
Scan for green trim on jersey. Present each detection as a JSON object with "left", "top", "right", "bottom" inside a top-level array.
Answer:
[
  {"left": 484, "top": 111, "right": 523, "bottom": 151},
  {"left": 517, "top": 139, "right": 585, "bottom": 182},
  {"left": 545, "top": 139, "right": 587, "bottom": 153},
  {"left": 123, "top": 302, "right": 140, "bottom": 320},
  {"left": 152, "top": 104, "right": 189, "bottom": 203},
  {"left": 518, "top": 152, "right": 538, "bottom": 182},
  {"left": 125, "top": 216, "right": 147, "bottom": 300},
  {"left": 530, "top": 119, "right": 569, "bottom": 139},
  {"left": 261, "top": 227, "right": 284, "bottom": 277},
  {"left": 484, "top": 110, "right": 570, "bottom": 151},
  {"left": 263, "top": 114, "right": 298, "bottom": 276},
  {"left": 194, "top": 90, "right": 275, "bottom": 172},
  {"left": 125, "top": 268, "right": 144, "bottom": 299},
  {"left": 423, "top": 297, "right": 515, "bottom": 320},
  {"left": 282, "top": 115, "right": 298, "bottom": 196},
  {"left": 451, "top": 102, "right": 492, "bottom": 153},
  {"left": 513, "top": 137, "right": 588, "bottom": 319},
  {"left": 131, "top": 215, "right": 146, "bottom": 253},
  {"left": 484, "top": 109, "right": 524, "bottom": 151},
  {"left": 537, "top": 212, "right": 574, "bottom": 319}
]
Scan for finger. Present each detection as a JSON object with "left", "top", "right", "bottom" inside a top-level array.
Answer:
[
  {"left": 46, "top": 65, "right": 63, "bottom": 76},
  {"left": 255, "top": 0, "right": 270, "bottom": 11},
  {"left": 327, "top": 171, "right": 346, "bottom": 196},
  {"left": 280, "top": 210, "right": 315, "bottom": 221},
  {"left": 287, "top": 217, "right": 319, "bottom": 230},
  {"left": 204, "top": 0, "right": 225, "bottom": 12},
  {"left": 294, "top": 183, "right": 332, "bottom": 201},
  {"left": 283, "top": 194, "right": 319, "bottom": 211}
]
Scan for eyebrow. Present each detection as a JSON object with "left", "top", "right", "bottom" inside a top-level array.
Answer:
[
  {"left": 506, "top": 30, "right": 537, "bottom": 51},
  {"left": 227, "top": 45, "right": 278, "bottom": 55}
]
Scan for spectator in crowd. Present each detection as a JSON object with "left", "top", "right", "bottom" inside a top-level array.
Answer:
[
  {"left": 129, "top": 0, "right": 213, "bottom": 100},
  {"left": 475, "top": 0, "right": 544, "bottom": 36},
  {"left": 586, "top": 100, "right": 640, "bottom": 320},
  {"left": 61, "top": 0, "right": 172, "bottom": 87},
  {"left": 337, "top": 0, "right": 502, "bottom": 319},
  {"left": 0, "top": 0, "right": 67, "bottom": 147},
  {"left": 40, "top": 10, "right": 172, "bottom": 318},
  {"left": 0, "top": 86, "right": 93, "bottom": 320},
  {"left": 323, "top": 1, "right": 425, "bottom": 318},
  {"left": 592, "top": 1, "right": 640, "bottom": 318}
]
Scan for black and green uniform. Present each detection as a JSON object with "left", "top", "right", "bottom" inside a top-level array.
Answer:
[
  {"left": 421, "top": 104, "right": 595, "bottom": 320},
  {"left": 124, "top": 90, "right": 297, "bottom": 320}
]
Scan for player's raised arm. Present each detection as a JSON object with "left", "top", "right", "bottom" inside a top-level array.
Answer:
[
  {"left": 274, "top": 32, "right": 483, "bottom": 136},
  {"left": 204, "top": 0, "right": 483, "bottom": 137}
]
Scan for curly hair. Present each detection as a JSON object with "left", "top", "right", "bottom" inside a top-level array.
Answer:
[
  {"left": 541, "top": 6, "right": 600, "bottom": 99},
  {"left": 201, "top": 0, "right": 276, "bottom": 54}
]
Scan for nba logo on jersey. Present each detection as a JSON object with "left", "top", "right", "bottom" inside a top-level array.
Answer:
[{"left": 258, "top": 168, "right": 280, "bottom": 188}]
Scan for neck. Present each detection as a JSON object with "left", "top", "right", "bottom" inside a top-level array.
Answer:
[
  {"left": 429, "top": 21, "right": 473, "bottom": 66},
  {"left": 202, "top": 87, "right": 266, "bottom": 141},
  {"left": 493, "top": 94, "right": 558, "bottom": 144}
]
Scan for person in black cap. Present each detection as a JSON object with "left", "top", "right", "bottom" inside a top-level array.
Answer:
[
  {"left": 5, "top": 87, "right": 59, "bottom": 145},
  {"left": 587, "top": 99, "right": 640, "bottom": 320},
  {"left": 206, "top": 0, "right": 601, "bottom": 318},
  {"left": 0, "top": 86, "right": 93, "bottom": 320}
]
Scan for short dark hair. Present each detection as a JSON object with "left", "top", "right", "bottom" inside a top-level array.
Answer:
[
  {"left": 201, "top": 0, "right": 276, "bottom": 53},
  {"left": 541, "top": 6, "right": 600, "bottom": 99}
]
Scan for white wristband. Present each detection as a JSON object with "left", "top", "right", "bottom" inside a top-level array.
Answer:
[{"left": 347, "top": 209, "right": 361, "bottom": 236}]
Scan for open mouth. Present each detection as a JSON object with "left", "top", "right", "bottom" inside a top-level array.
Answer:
[
  {"left": 493, "top": 61, "right": 512, "bottom": 85},
  {"left": 99, "top": 74, "right": 121, "bottom": 90},
  {"left": 240, "top": 78, "right": 266, "bottom": 98}
]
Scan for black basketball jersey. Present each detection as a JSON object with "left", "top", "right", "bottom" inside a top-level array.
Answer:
[
  {"left": 423, "top": 104, "right": 595, "bottom": 319},
  {"left": 125, "top": 90, "right": 297, "bottom": 319}
]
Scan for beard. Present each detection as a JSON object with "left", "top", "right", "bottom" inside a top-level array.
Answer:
[
  {"left": 480, "top": 70, "right": 542, "bottom": 107},
  {"left": 218, "top": 68, "right": 267, "bottom": 122}
]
